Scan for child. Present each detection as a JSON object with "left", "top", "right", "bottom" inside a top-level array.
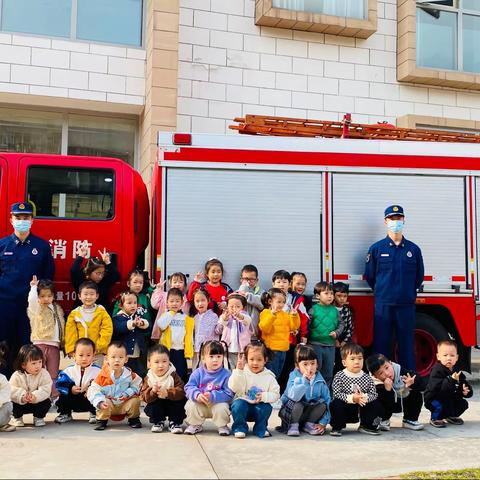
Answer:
[
  {"left": 291, "top": 271, "right": 312, "bottom": 311},
  {"left": 424, "top": 340, "right": 473, "bottom": 427},
  {"left": 9, "top": 344, "right": 52, "bottom": 427},
  {"left": 112, "top": 291, "right": 149, "bottom": 376},
  {"left": 187, "top": 258, "right": 233, "bottom": 315},
  {"left": 330, "top": 343, "right": 383, "bottom": 436},
  {"left": 228, "top": 341, "right": 280, "bottom": 438},
  {"left": 184, "top": 340, "right": 233, "bottom": 436},
  {"left": 141, "top": 344, "right": 186, "bottom": 433},
  {"left": 71, "top": 243, "right": 119, "bottom": 313},
  {"left": 65, "top": 281, "right": 113, "bottom": 364},
  {"left": 217, "top": 293, "right": 253, "bottom": 369},
  {"left": 0, "top": 342, "right": 15, "bottom": 432},
  {"left": 55, "top": 338, "right": 101, "bottom": 424},
  {"left": 333, "top": 282, "right": 354, "bottom": 375},
  {"left": 278, "top": 344, "right": 331, "bottom": 436},
  {"left": 155, "top": 287, "right": 194, "bottom": 382},
  {"left": 87, "top": 341, "right": 142, "bottom": 431},
  {"left": 238, "top": 265, "right": 264, "bottom": 339},
  {"left": 258, "top": 288, "right": 300, "bottom": 379},
  {"left": 27, "top": 275, "right": 65, "bottom": 398},
  {"left": 192, "top": 288, "right": 220, "bottom": 370},
  {"left": 308, "top": 282, "right": 344, "bottom": 386},
  {"left": 366, "top": 353, "right": 426, "bottom": 431},
  {"left": 151, "top": 272, "right": 189, "bottom": 341}
]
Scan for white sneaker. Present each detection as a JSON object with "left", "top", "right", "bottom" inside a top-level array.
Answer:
[
  {"left": 234, "top": 431, "right": 246, "bottom": 438},
  {"left": 54, "top": 414, "right": 72, "bottom": 424},
  {"left": 34, "top": 417, "right": 46, "bottom": 427},
  {"left": 379, "top": 420, "right": 390, "bottom": 431},
  {"left": 403, "top": 419, "right": 424, "bottom": 431},
  {"left": 12, "top": 417, "right": 24, "bottom": 427},
  {"left": 151, "top": 423, "right": 164, "bottom": 433},
  {"left": 88, "top": 413, "right": 97, "bottom": 424},
  {"left": 168, "top": 422, "right": 183, "bottom": 434},
  {"left": 218, "top": 425, "right": 231, "bottom": 436}
]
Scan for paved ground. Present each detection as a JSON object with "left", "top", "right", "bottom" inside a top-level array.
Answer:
[{"left": 2, "top": 352, "right": 479, "bottom": 479}]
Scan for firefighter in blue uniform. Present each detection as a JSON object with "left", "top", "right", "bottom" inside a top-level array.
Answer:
[
  {"left": 364, "top": 205, "right": 424, "bottom": 370},
  {"left": 0, "top": 202, "right": 54, "bottom": 374}
]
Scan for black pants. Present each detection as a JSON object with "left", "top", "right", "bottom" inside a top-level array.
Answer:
[
  {"left": 290, "top": 402, "right": 327, "bottom": 425},
  {"left": 329, "top": 398, "right": 382, "bottom": 431},
  {"left": 12, "top": 399, "right": 51, "bottom": 419},
  {"left": 425, "top": 396, "right": 469, "bottom": 420},
  {"left": 57, "top": 392, "right": 95, "bottom": 415},
  {"left": 170, "top": 349, "right": 188, "bottom": 383},
  {"left": 278, "top": 344, "right": 295, "bottom": 393},
  {"left": 144, "top": 398, "right": 186, "bottom": 425},
  {"left": 376, "top": 387, "right": 423, "bottom": 422},
  {"left": 127, "top": 357, "right": 147, "bottom": 378}
]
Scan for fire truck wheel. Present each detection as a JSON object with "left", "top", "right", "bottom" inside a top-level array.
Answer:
[{"left": 414, "top": 312, "right": 450, "bottom": 376}]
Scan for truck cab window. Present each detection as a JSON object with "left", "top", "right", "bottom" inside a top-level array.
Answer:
[{"left": 27, "top": 166, "right": 114, "bottom": 220}]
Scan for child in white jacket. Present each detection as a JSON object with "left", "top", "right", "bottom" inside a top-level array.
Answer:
[
  {"left": 228, "top": 341, "right": 280, "bottom": 438},
  {"left": 0, "top": 342, "right": 15, "bottom": 432}
]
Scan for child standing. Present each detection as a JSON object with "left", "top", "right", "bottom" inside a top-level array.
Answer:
[
  {"left": 259, "top": 288, "right": 300, "bottom": 379},
  {"left": 141, "top": 344, "right": 186, "bottom": 434},
  {"left": 308, "top": 282, "right": 344, "bottom": 386},
  {"left": 424, "top": 340, "right": 473, "bottom": 427},
  {"left": 278, "top": 344, "right": 331, "bottom": 436},
  {"left": 0, "top": 342, "right": 15, "bottom": 432},
  {"left": 184, "top": 340, "right": 233, "bottom": 436},
  {"left": 228, "top": 342, "right": 280, "bottom": 438},
  {"left": 112, "top": 291, "right": 149, "bottom": 376},
  {"left": 333, "top": 282, "right": 354, "bottom": 375},
  {"left": 65, "top": 281, "right": 113, "bottom": 363},
  {"left": 87, "top": 341, "right": 142, "bottom": 431},
  {"left": 238, "top": 265, "right": 264, "bottom": 339},
  {"left": 330, "top": 343, "right": 383, "bottom": 436},
  {"left": 156, "top": 288, "right": 194, "bottom": 382},
  {"left": 27, "top": 276, "right": 65, "bottom": 399},
  {"left": 55, "top": 338, "right": 101, "bottom": 424},
  {"left": 366, "top": 353, "right": 426, "bottom": 431},
  {"left": 9, "top": 344, "right": 52, "bottom": 427},
  {"left": 192, "top": 288, "right": 220, "bottom": 370},
  {"left": 71, "top": 244, "right": 119, "bottom": 313},
  {"left": 217, "top": 293, "right": 253, "bottom": 369},
  {"left": 187, "top": 258, "right": 233, "bottom": 315}
]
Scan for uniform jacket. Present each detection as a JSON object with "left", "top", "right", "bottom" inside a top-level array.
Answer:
[
  {"left": 9, "top": 368, "right": 52, "bottom": 404},
  {"left": 156, "top": 311, "right": 194, "bottom": 358},
  {"left": 87, "top": 364, "right": 142, "bottom": 408},
  {"left": 112, "top": 311, "right": 149, "bottom": 356},
  {"left": 65, "top": 305, "right": 113, "bottom": 355},
  {"left": 364, "top": 236, "right": 424, "bottom": 305},
  {"left": 56, "top": 363, "right": 102, "bottom": 396},
  {"left": 228, "top": 365, "right": 280, "bottom": 404},
  {"left": 141, "top": 366, "right": 185, "bottom": 403},
  {"left": 184, "top": 366, "right": 233, "bottom": 404},
  {"left": 258, "top": 309, "right": 301, "bottom": 352},
  {"left": 0, "top": 232, "right": 54, "bottom": 301}
]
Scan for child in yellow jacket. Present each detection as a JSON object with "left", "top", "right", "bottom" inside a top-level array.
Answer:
[
  {"left": 65, "top": 281, "right": 113, "bottom": 363},
  {"left": 259, "top": 288, "right": 300, "bottom": 379}
]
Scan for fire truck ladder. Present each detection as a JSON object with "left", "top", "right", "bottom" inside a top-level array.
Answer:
[{"left": 229, "top": 113, "right": 480, "bottom": 143}]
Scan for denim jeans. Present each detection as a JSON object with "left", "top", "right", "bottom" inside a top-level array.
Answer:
[
  {"left": 310, "top": 344, "right": 335, "bottom": 386},
  {"left": 266, "top": 350, "right": 286, "bottom": 379},
  {"left": 231, "top": 399, "right": 273, "bottom": 437}
]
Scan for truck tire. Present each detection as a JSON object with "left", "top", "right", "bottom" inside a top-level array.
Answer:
[{"left": 414, "top": 312, "right": 450, "bottom": 376}]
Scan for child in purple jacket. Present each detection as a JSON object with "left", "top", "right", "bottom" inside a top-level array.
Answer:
[{"left": 184, "top": 340, "right": 233, "bottom": 436}]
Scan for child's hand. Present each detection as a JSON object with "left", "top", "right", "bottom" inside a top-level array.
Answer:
[
  {"left": 314, "top": 424, "right": 326, "bottom": 435},
  {"left": 463, "top": 384, "right": 471, "bottom": 396},
  {"left": 353, "top": 392, "right": 367, "bottom": 406},
  {"left": 196, "top": 393, "right": 210, "bottom": 405},
  {"left": 301, "top": 337, "right": 308, "bottom": 344},
  {"left": 29, "top": 393, "right": 37, "bottom": 403},
  {"left": 71, "top": 385, "right": 82, "bottom": 395},
  {"left": 254, "top": 392, "right": 263, "bottom": 403},
  {"left": 236, "top": 354, "right": 245, "bottom": 370},
  {"left": 152, "top": 384, "right": 159, "bottom": 393},
  {"left": 335, "top": 340, "right": 341, "bottom": 347},
  {"left": 329, "top": 331, "right": 337, "bottom": 339},
  {"left": 401, "top": 373, "right": 416, "bottom": 389},
  {"left": 384, "top": 378, "right": 393, "bottom": 391},
  {"left": 77, "top": 241, "right": 89, "bottom": 258},
  {"left": 98, "top": 248, "right": 111, "bottom": 265},
  {"left": 157, "top": 387, "right": 168, "bottom": 399},
  {"left": 21, "top": 394, "right": 28, "bottom": 403},
  {"left": 194, "top": 271, "right": 206, "bottom": 283},
  {"left": 98, "top": 401, "right": 109, "bottom": 410},
  {"left": 156, "top": 280, "right": 167, "bottom": 290},
  {"left": 218, "top": 301, "right": 227, "bottom": 312},
  {"left": 451, "top": 371, "right": 461, "bottom": 382},
  {"left": 291, "top": 306, "right": 298, "bottom": 316},
  {"left": 30, "top": 275, "right": 38, "bottom": 287}
]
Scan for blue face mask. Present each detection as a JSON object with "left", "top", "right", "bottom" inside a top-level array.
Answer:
[
  {"left": 12, "top": 219, "right": 32, "bottom": 233},
  {"left": 387, "top": 219, "right": 404, "bottom": 234}
]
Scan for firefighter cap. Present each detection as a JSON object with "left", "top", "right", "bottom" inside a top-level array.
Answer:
[
  {"left": 384, "top": 205, "right": 404, "bottom": 218},
  {"left": 11, "top": 202, "right": 34, "bottom": 216}
]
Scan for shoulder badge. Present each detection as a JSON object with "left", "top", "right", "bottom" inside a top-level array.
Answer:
[
  {"left": 407, "top": 251, "right": 412, "bottom": 258},
  {"left": 366, "top": 253, "right": 371, "bottom": 263},
  {"left": 32, "top": 248, "right": 38, "bottom": 255}
]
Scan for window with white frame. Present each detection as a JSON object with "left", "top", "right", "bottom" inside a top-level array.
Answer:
[
  {"left": 0, "top": 0, "right": 143, "bottom": 47},
  {"left": 417, "top": 0, "right": 480, "bottom": 73},
  {"left": 272, "top": 0, "right": 367, "bottom": 19}
]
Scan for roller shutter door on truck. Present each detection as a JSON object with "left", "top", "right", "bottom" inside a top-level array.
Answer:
[
  {"left": 164, "top": 168, "right": 322, "bottom": 291},
  {"left": 332, "top": 173, "right": 467, "bottom": 293}
]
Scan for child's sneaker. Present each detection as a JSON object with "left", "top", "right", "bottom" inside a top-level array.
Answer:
[
  {"left": 402, "top": 419, "right": 424, "bottom": 430},
  {"left": 379, "top": 420, "right": 390, "bottom": 431},
  {"left": 330, "top": 429, "right": 342, "bottom": 437},
  {"left": 168, "top": 422, "right": 183, "bottom": 434},
  {"left": 302, "top": 422, "right": 322, "bottom": 435},
  {"left": 128, "top": 417, "right": 142, "bottom": 429},
  {"left": 218, "top": 425, "right": 231, "bottom": 436},
  {"left": 54, "top": 414, "right": 72, "bottom": 424},
  {"left": 94, "top": 420, "right": 108, "bottom": 431},
  {"left": 151, "top": 423, "right": 164, "bottom": 433},
  {"left": 358, "top": 425, "right": 380, "bottom": 435},
  {"left": 234, "top": 431, "right": 246, "bottom": 438},
  {"left": 34, "top": 417, "right": 46, "bottom": 427},
  {"left": 446, "top": 416, "right": 464, "bottom": 425},
  {"left": 88, "top": 413, "right": 97, "bottom": 424},
  {"left": 0, "top": 423, "right": 16, "bottom": 432},
  {"left": 430, "top": 419, "right": 447, "bottom": 428},
  {"left": 263, "top": 430, "right": 271, "bottom": 437},
  {"left": 12, "top": 417, "right": 24, "bottom": 428},
  {"left": 287, "top": 423, "right": 300, "bottom": 437},
  {"left": 184, "top": 424, "right": 203, "bottom": 435}
]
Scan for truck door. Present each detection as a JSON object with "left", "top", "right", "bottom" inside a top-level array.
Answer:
[
  {"left": 0, "top": 156, "right": 7, "bottom": 238},
  {"left": 162, "top": 167, "right": 323, "bottom": 291}
]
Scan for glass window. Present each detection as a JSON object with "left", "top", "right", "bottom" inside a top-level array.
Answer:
[
  {"left": 272, "top": 0, "right": 366, "bottom": 19},
  {"left": 67, "top": 115, "right": 136, "bottom": 166},
  {"left": 0, "top": 108, "right": 62, "bottom": 154},
  {"left": 463, "top": 0, "right": 480, "bottom": 12},
  {"left": 463, "top": 14, "right": 480, "bottom": 73},
  {"left": 417, "top": 7, "right": 457, "bottom": 70},
  {"left": 1, "top": 0, "right": 71, "bottom": 37},
  {"left": 27, "top": 167, "right": 115, "bottom": 220},
  {"left": 77, "top": 0, "right": 142, "bottom": 46}
]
